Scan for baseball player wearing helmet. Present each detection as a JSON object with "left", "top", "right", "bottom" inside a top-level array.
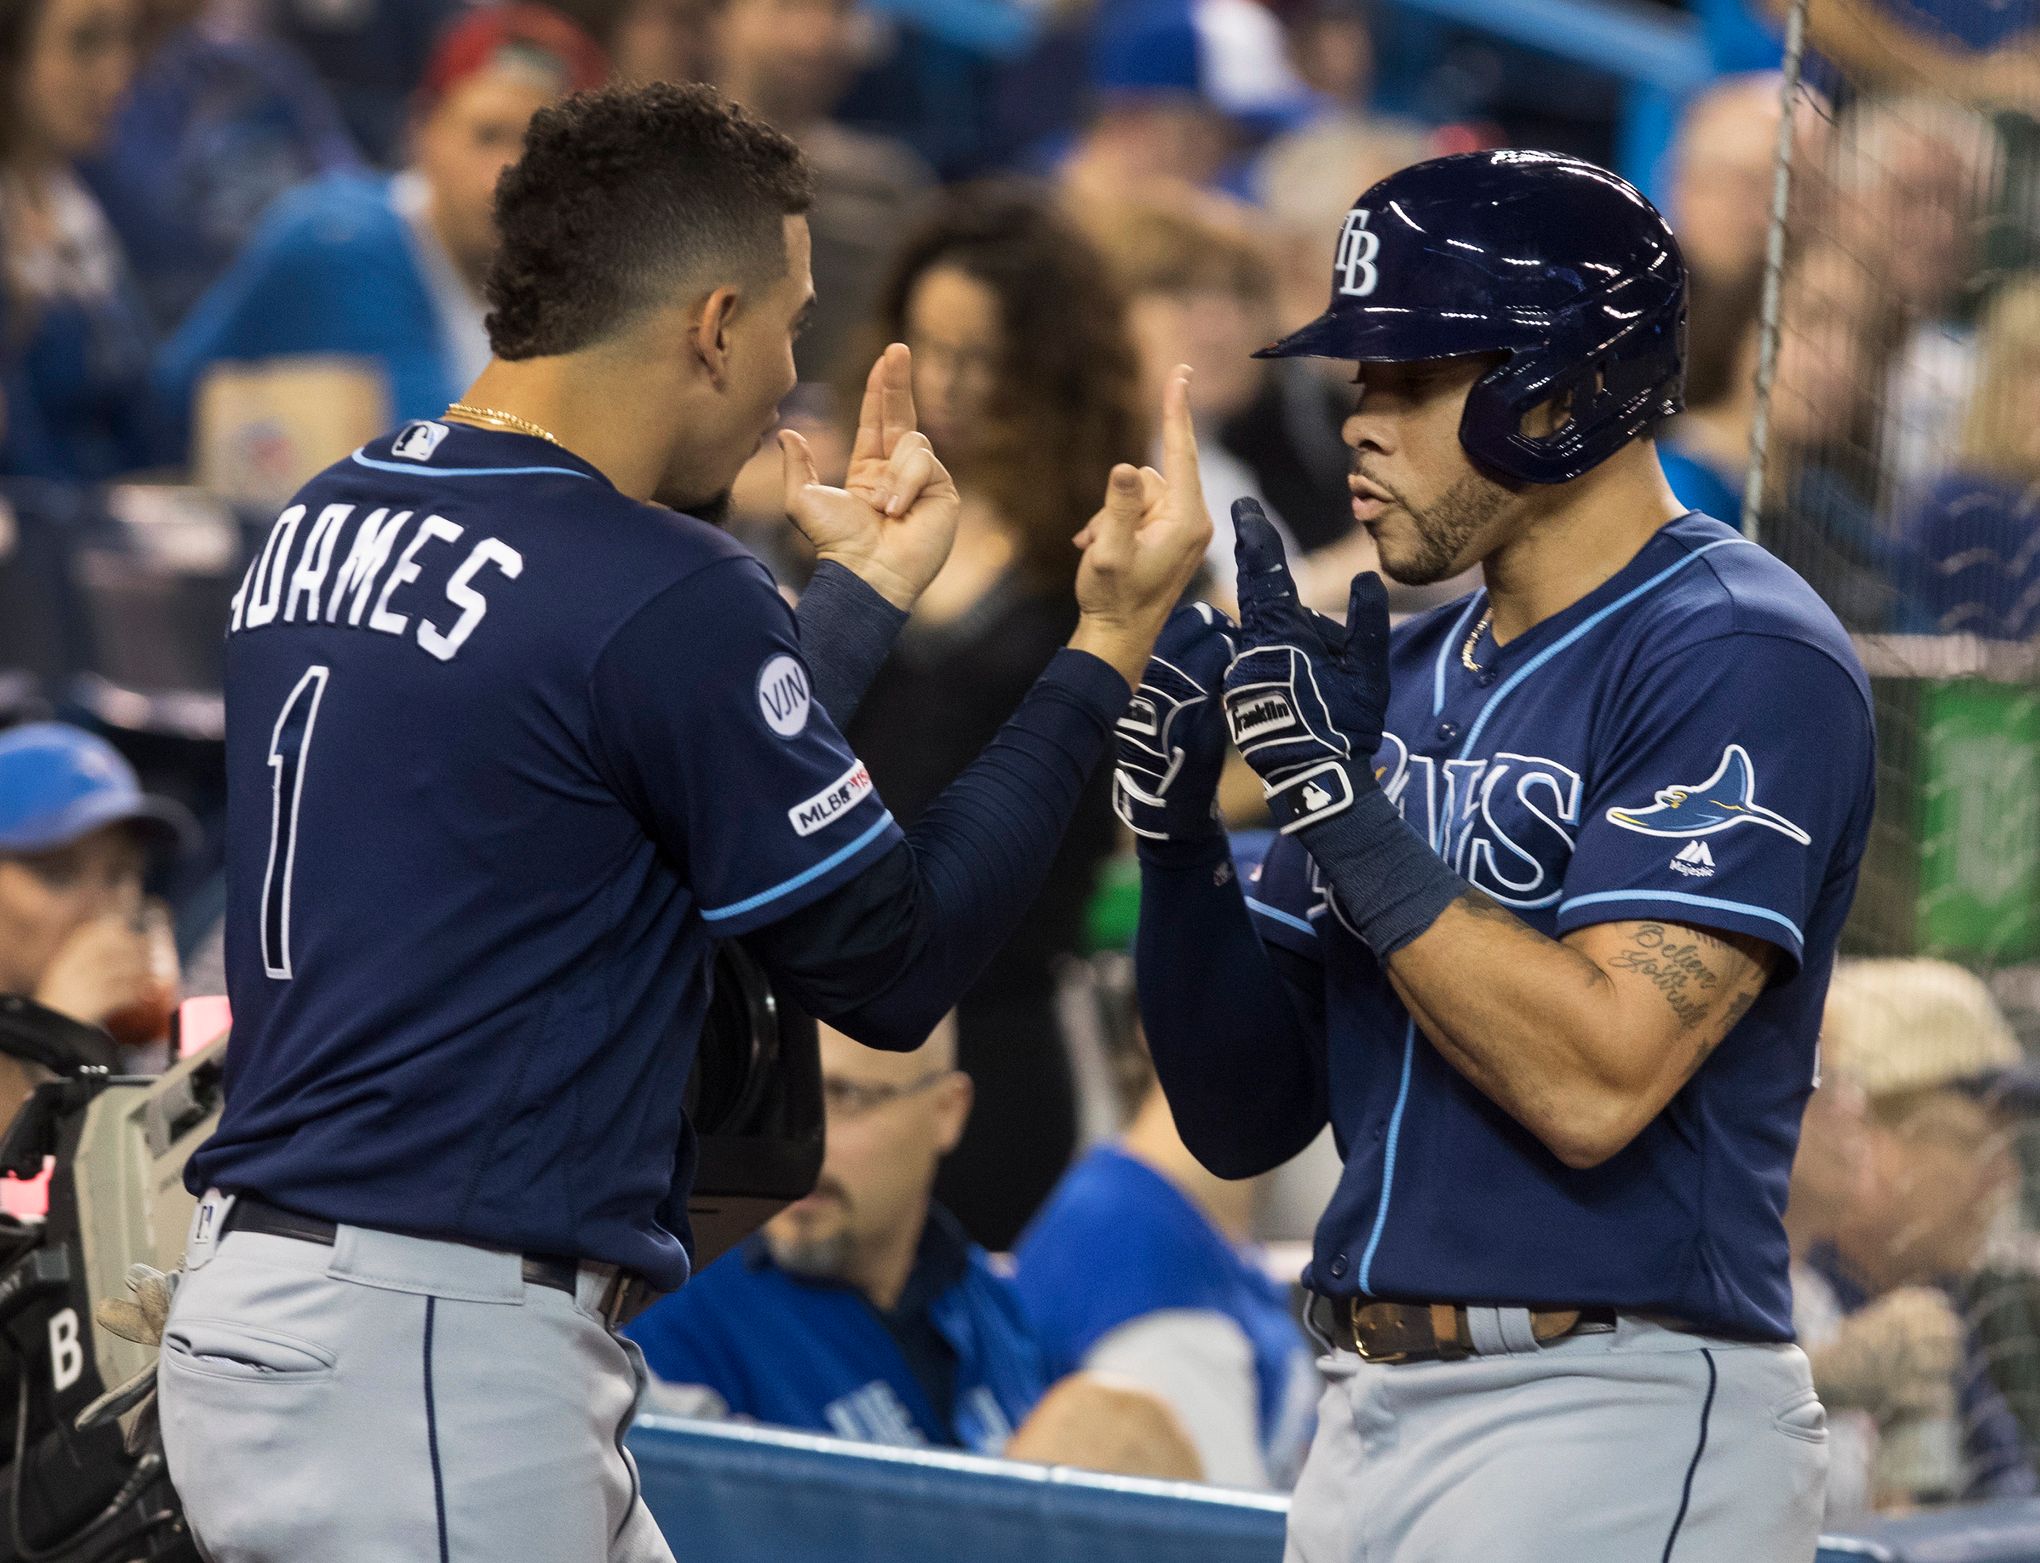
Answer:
[
  {"left": 156, "top": 84, "right": 1207, "bottom": 1562},
  {"left": 1122, "top": 150, "right": 1872, "bottom": 1560}
]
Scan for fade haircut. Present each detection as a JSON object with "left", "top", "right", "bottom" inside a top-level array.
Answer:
[{"left": 484, "top": 82, "right": 813, "bottom": 360}]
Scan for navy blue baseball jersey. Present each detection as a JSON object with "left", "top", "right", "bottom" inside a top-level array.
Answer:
[
  {"left": 1245, "top": 512, "right": 1873, "bottom": 1340},
  {"left": 188, "top": 421, "right": 904, "bottom": 1289}
]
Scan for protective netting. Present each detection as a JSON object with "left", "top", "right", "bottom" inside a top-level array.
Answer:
[{"left": 1747, "top": 4, "right": 2040, "bottom": 1512}]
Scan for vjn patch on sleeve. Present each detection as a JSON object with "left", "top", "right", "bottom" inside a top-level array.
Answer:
[
  {"left": 790, "top": 759, "right": 874, "bottom": 836},
  {"left": 757, "top": 654, "right": 811, "bottom": 737}
]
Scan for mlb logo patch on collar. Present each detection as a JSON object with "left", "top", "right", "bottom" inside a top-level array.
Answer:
[{"left": 392, "top": 421, "right": 451, "bottom": 462}]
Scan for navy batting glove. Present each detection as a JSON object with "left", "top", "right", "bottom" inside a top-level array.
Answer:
[
  {"left": 1114, "top": 601, "right": 1237, "bottom": 841},
  {"left": 1224, "top": 499, "right": 1392, "bottom": 834}
]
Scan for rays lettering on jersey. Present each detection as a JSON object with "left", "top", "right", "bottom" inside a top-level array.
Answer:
[
  {"left": 227, "top": 501, "right": 524, "bottom": 663},
  {"left": 1374, "top": 732, "right": 1582, "bottom": 908}
]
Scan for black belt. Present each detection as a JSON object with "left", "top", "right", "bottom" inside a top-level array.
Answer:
[
  {"left": 1311, "top": 1293, "right": 1618, "bottom": 1364},
  {"left": 221, "top": 1195, "right": 604, "bottom": 1309}
]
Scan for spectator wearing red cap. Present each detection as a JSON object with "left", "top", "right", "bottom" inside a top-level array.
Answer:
[{"left": 154, "top": 6, "right": 608, "bottom": 451}]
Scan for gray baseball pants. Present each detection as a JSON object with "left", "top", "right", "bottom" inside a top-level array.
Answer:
[
  {"left": 1285, "top": 1313, "right": 1828, "bottom": 1562},
  {"left": 157, "top": 1190, "right": 673, "bottom": 1563}
]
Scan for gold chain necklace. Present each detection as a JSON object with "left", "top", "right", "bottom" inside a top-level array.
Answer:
[
  {"left": 1461, "top": 609, "right": 1493, "bottom": 673},
  {"left": 444, "top": 402, "right": 562, "bottom": 447}
]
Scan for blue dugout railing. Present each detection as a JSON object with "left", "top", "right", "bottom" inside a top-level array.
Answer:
[{"left": 629, "top": 1416, "right": 2040, "bottom": 1563}]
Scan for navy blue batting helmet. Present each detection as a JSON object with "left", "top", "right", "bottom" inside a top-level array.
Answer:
[{"left": 1257, "top": 149, "right": 1686, "bottom": 485}]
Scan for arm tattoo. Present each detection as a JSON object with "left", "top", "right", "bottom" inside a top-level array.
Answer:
[
  {"left": 1606, "top": 922, "right": 1735, "bottom": 1033},
  {"left": 1451, "top": 888, "right": 1527, "bottom": 931}
]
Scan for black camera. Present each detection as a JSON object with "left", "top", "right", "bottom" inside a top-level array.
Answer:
[
  {"left": 680, "top": 941, "right": 824, "bottom": 1272},
  {"left": 0, "top": 995, "right": 205, "bottom": 1563}
]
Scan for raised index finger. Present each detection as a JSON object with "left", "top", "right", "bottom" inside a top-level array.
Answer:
[
  {"left": 881, "top": 342, "right": 918, "bottom": 454},
  {"left": 851, "top": 352, "right": 889, "bottom": 466},
  {"left": 1159, "top": 364, "right": 1200, "bottom": 500}
]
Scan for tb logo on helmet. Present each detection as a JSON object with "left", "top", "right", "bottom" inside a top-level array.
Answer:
[{"left": 1334, "top": 209, "right": 1381, "bottom": 298}]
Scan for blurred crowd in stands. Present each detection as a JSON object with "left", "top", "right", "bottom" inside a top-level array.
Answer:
[{"left": 4, "top": 0, "right": 2040, "bottom": 1525}]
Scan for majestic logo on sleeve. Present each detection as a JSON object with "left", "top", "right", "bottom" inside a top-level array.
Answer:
[{"left": 1605, "top": 744, "right": 1811, "bottom": 843}]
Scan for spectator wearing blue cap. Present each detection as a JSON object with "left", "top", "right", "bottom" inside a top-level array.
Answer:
[
  {"left": 0, "top": 722, "right": 193, "bottom": 1049},
  {"left": 1056, "top": 0, "right": 1317, "bottom": 205}
]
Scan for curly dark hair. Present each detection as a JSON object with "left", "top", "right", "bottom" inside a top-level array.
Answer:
[
  {"left": 870, "top": 183, "right": 1150, "bottom": 589},
  {"left": 485, "top": 82, "right": 813, "bottom": 360}
]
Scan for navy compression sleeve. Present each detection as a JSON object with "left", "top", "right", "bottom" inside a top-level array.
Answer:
[
  {"left": 793, "top": 561, "right": 909, "bottom": 729},
  {"left": 744, "top": 648, "right": 1129, "bottom": 1050},
  {"left": 1134, "top": 834, "right": 1330, "bottom": 1178}
]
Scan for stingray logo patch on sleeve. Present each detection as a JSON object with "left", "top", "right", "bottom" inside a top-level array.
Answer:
[{"left": 1605, "top": 744, "right": 1811, "bottom": 843}]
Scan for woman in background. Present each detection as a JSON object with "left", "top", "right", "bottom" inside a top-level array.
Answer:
[
  {"left": 0, "top": 0, "right": 158, "bottom": 480},
  {"left": 848, "top": 183, "right": 1148, "bottom": 1249},
  {"left": 1080, "top": 190, "right": 1302, "bottom": 600}
]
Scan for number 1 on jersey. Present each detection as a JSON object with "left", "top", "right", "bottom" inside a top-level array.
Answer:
[{"left": 262, "top": 666, "right": 330, "bottom": 979}]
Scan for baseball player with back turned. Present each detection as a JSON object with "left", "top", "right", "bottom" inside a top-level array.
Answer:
[
  {"left": 154, "top": 84, "right": 1209, "bottom": 1562},
  {"left": 1118, "top": 151, "right": 1873, "bottom": 1560}
]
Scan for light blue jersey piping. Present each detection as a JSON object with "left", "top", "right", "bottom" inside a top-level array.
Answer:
[
  {"left": 1246, "top": 898, "right": 1317, "bottom": 940},
  {"left": 699, "top": 810, "right": 896, "bottom": 923},
  {"left": 1457, "top": 539, "right": 1753, "bottom": 758},
  {"left": 1560, "top": 889, "right": 1803, "bottom": 948},
  {"left": 1357, "top": 1020, "right": 1416, "bottom": 1293},
  {"left": 350, "top": 449, "right": 597, "bottom": 481}
]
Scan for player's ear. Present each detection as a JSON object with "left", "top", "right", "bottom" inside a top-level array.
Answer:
[
  {"left": 692, "top": 286, "right": 742, "bottom": 389},
  {"left": 932, "top": 1072, "right": 973, "bottom": 1156}
]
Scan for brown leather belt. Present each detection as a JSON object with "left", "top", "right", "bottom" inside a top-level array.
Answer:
[
  {"left": 1313, "top": 1294, "right": 1618, "bottom": 1364},
  {"left": 221, "top": 1195, "right": 649, "bottom": 1328}
]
